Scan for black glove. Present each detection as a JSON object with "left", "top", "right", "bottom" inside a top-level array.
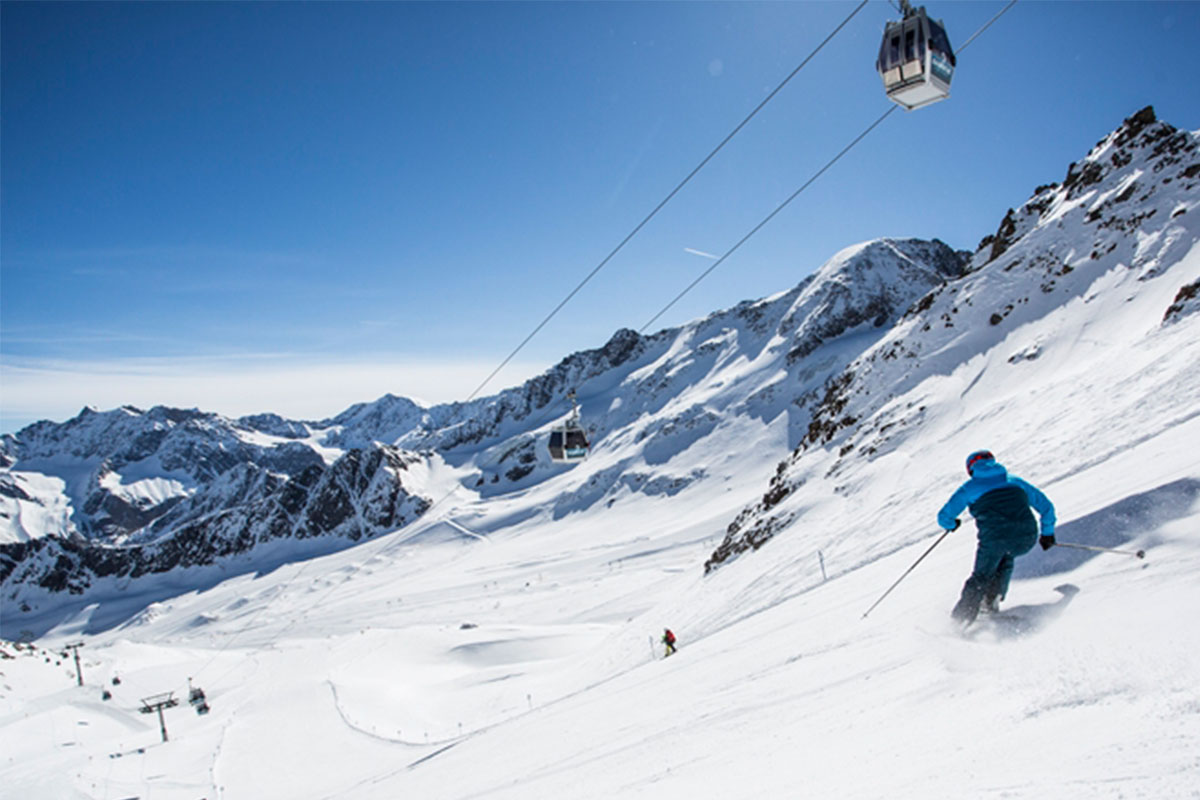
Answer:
[
  {"left": 948, "top": 519, "right": 961, "bottom": 532},
  {"left": 1039, "top": 535, "right": 1055, "bottom": 550}
]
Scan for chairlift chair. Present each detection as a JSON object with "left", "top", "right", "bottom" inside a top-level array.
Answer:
[
  {"left": 877, "top": 1, "right": 956, "bottom": 111},
  {"left": 548, "top": 391, "right": 590, "bottom": 464},
  {"left": 188, "top": 680, "right": 211, "bottom": 715}
]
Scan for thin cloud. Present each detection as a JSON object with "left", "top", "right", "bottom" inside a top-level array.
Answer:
[
  {"left": 70, "top": 267, "right": 131, "bottom": 278},
  {"left": 0, "top": 354, "right": 549, "bottom": 433},
  {"left": 23, "top": 244, "right": 318, "bottom": 266}
]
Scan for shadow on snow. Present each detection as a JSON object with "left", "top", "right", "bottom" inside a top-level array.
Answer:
[
  {"left": 975, "top": 584, "right": 1080, "bottom": 640},
  {"left": 1013, "top": 478, "right": 1200, "bottom": 580}
]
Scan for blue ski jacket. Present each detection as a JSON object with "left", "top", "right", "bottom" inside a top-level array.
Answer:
[{"left": 937, "top": 459, "right": 1056, "bottom": 538}]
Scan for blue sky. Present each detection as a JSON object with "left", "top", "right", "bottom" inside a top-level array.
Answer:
[{"left": 3, "top": 1, "right": 1198, "bottom": 433}]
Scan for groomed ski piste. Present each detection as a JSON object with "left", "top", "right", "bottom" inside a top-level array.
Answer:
[{"left": 3, "top": 113, "right": 1200, "bottom": 797}]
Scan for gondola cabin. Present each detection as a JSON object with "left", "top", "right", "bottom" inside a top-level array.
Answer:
[
  {"left": 548, "top": 391, "right": 590, "bottom": 464},
  {"left": 877, "top": 2, "right": 956, "bottom": 111},
  {"left": 548, "top": 424, "right": 589, "bottom": 463}
]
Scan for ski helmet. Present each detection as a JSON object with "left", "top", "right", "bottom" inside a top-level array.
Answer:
[{"left": 965, "top": 450, "right": 995, "bottom": 475}]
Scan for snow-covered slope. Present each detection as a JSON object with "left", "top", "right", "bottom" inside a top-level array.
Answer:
[
  {"left": 707, "top": 105, "right": 1200, "bottom": 573},
  {"left": 1, "top": 108, "right": 1198, "bottom": 800},
  {"left": 1, "top": 236, "right": 966, "bottom": 622}
]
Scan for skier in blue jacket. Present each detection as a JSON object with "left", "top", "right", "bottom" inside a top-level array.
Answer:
[{"left": 938, "top": 450, "right": 1056, "bottom": 624}]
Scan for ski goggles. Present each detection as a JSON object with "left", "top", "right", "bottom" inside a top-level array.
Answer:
[{"left": 965, "top": 450, "right": 995, "bottom": 475}]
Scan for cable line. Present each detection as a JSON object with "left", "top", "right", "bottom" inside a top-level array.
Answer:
[
  {"left": 192, "top": 6, "right": 876, "bottom": 683},
  {"left": 957, "top": 0, "right": 1018, "bottom": 52},
  {"left": 195, "top": 0, "right": 1017, "bottom": 701},
  {"left": 641, "top": 104, "right": 898, "bottom": 333},
  {"left": 464, "top": 0, "right": 870, "bottom": 403},
  {"left": 638, "top": 0, "right": 1018, "bottom": 333}
]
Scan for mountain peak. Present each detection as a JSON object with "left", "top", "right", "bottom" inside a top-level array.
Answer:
[
  {"left": 974, "top": 106, "right": 1197, "bottom": 268},
  {"left": 1111, "top": 105, "right": 1158, "bottom": 148},
  {"left": 781, "top": 237, "right": 967, "bottom": 362},
  {"left": 705, "top": 107, "right": 1199, "bottom": 573}
]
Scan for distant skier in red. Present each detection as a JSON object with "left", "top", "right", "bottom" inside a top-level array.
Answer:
[{"left": 662, "top": 628, "right": 677, "bottom": 657}]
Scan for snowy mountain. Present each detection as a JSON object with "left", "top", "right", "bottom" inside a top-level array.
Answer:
[
  {"left": 1, "top": 108, "right": 1198, "bottom": 800},
  {"left": 1, "top": 235, "right": 967, "bottom": 616},
  {"left": 0, "top": 405, "right": 331, "bottom": 542},
  {"left": 707, "top": 105, "right": 1200, "bottom": 573}
]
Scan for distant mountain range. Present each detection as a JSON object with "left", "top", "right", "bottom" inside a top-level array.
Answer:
[{"left": 2, "top": 106, "right": 1197, "bottom": 630}]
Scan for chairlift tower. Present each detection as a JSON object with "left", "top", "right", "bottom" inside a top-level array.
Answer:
[
  {"left": 139, "top": 692, "right": 180, "bottom": 742},
  {"left": 62, "top": 642, "right": 85, "bottom": 686}
]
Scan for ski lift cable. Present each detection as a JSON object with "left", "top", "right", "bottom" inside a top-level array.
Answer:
[
  {"left": 193, "top": 0, "right": 1016, "bottom": 700},
  {"left": 192, "top": 491, "right": 471, "bottom": 685},
  {"left": 638, "top": 0, "right": 1018, "bottom": 334},
  {"left": 298, "top": 4, "right": 1029, "bottom": 746},
  {"left": 263, "top": 0, "right": 1027, "bottom": 763},
  {"left": 187, "top": 5, "right": 871, "bottom": 688},
  {"left": 463, "top": 0, "right": 871, "bottom": 404},
  {"left": 957, "top": 0, "right": 1018, "bottom": 52},
  {"left": 640, "top": 104, "right": 898, "bottom": 333},
  {"left": 191, "top": 566, "right": 313, "bottom": 674},
  {"left": 193, "top": 481, "right": 473, "bottom": 691}
]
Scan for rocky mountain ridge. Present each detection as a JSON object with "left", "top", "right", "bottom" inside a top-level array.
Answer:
[
  {"left": 3, "top": 107, "right": 1194, "bottom": 627},
  {"left": 1, "top": 234, "right": 967, "bottom": 610},
  {"left": 706, "top": 106, "right": 1199, "bottom": 572},
  {"left": 1, "top": 442, "right": 430, "bottom": 604}
]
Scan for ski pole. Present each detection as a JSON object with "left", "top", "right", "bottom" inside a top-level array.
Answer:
[
  {"left": 1052, "top": 541, "right": 1146, "bottom": 559},
  {"left": 862, "top": 530, "right": 950, "bottom": 619}
]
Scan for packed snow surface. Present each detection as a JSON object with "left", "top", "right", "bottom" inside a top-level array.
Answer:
[{"left": 2, "top": 426, "right": 1197, "bottom": 798}]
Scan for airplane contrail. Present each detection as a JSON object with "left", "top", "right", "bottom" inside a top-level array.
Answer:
[{"left": 684, "top": 247, "right": 720, "bottom": 260}]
